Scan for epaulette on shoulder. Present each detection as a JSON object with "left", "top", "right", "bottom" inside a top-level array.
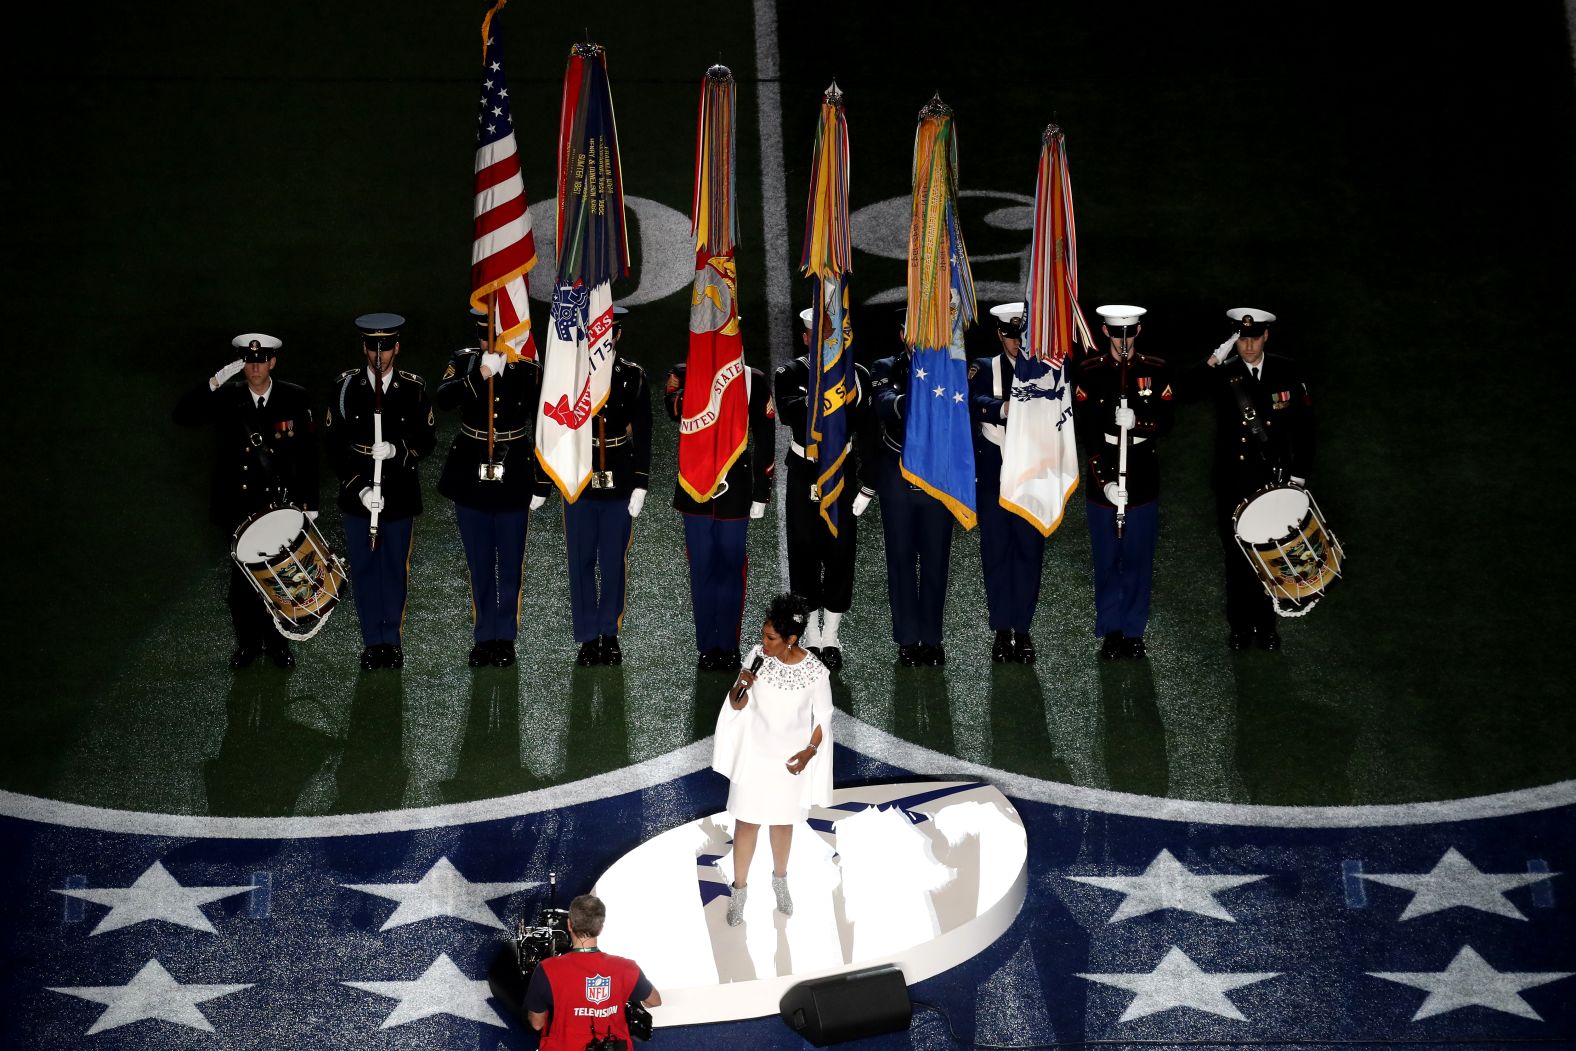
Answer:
[
  {"left": 616, "top": 357, "right": 645, "bottom": 377},
  {"left": 455, "top": 347, "right": 480, "bottom": 357},
  {"left": 398, "top": 369, "right": 425, "bottom": 385},
  {"left": 335, "top": 367, "right": 359, "bottom": 382},
  {"left": 1078, "top": 355, "right": 1110, "bottom": 373},
  {"left": 1136, "top": 352, "right": 1167, "bottom": 368}
]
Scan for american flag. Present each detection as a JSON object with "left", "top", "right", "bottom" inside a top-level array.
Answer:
[{"left": 470, "top": 0, "right": 538, "bottom": 361}]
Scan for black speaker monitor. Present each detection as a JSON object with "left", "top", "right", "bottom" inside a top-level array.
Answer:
[{"left": 779, "top": 964, "right": 912, "bottom": 1046}]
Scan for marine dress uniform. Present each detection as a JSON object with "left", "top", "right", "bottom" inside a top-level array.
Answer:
[
  {"left": 174, "top": 333, "right": 318, "bottom": 669},
  {"left": 773, "top": 308, "right": 877, "bottom": 671},
  {"left": 435, "top": 310, "right": 550, "bottom": 668},
  {"left": 1200, "top": 308, "right": 1314, "bottom": 650},
  {"left": 564, "top": 312, "right": 651, "bottom": 667},
  {"left": 663, "top": 362, "right": 775, "bottom": 671},
  {"left": 1074, "top": 306, "right": 1175, "bottom": 659},
  {"left": 870, "top": 349, "right": 956, "bottom": 666},
  {"left": 324, "top": 313, "right": 437, "bottom": 670},
  {"left": 969, "top": 303, "right": 1050, "bottom": 664}
]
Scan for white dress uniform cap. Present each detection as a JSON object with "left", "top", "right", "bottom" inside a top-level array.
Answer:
[
  {"left": 799, "top": 307, "right": 814, "bottom": 329},
  {"left": 1226, "top": 307, "right": 1277, "bottom": 324},
  {"left": 231, "top": 332, "right": 283, "bottom": 351},
  {"left": 988, "top": 302, "right": 1027, "bottom": 325},
  {"left": 1095, "top": 304, "right": 1147, "bottom": 327}
]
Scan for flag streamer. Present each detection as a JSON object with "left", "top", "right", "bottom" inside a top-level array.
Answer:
[
  {"left": 537, "top": 41, "right": 629, "bottom": 500},
  {"left": 1001, "top": 123, "right": 1085, "bottom": 537},
  {"left": 900, "top": 96, "right": 976, "bottom": 529},
  {"left": 800, "top": 85, "right": 855, "bottom": 536},
  {"left": 678, "top": 66, "right": 750, "bottom": 503}
]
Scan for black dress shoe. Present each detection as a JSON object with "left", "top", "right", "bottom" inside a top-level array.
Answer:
[
  {"left": 991, "top": 630, "right": 1013, "bottom": 663},
  {"left": 387, "top": 645, "right": 405, "bottom": 669},
  {"left": 1257, "top": 629, "right": 1282, "bottom": 652},
  {"left": 819, "top": 646, "right": 843, "bottom": 671},
  {"left": 359, "top": 646, "right": 384, "bottom": 671},
  {"left": 898, "top": 644, "right": 922, "bottom": 667},
  {"left": 600, "top": 635, "right": 623, "bottom": 665},
  {"left": 469, "top": 642, "right": 492, "bottom": 667},
  {"left": 923, "top": 643, "right": 946, "bottom": 667},
  {"left": 1099, "top": 631, "right": 1123, "bottom": 660},
  {"left": 490, "top": 640, "right": 516, "bottom": 667},
  {"left": 719, "top": 648, "right": 742, "bottom": 673},
  {"left": 1123, "top": 635, "right": 1147, "bottom": 659},
  {"left": 1227, "top": 628, "right": 1252, "bottom": 650},
  {"left": 577, "top": 640, "right": 602, "bottom": 666},
  {"left": 229, "top": 646, "right": 262, "bottom": 671},
  {"left": 1013, "top": 631, "right": 1036, "bottom": 664},
  {"left": 697, "top": 649, "right": 719, "bottom": 672},
  {"left": 267, "top": 642, "right": 296, "bottom": 669}
]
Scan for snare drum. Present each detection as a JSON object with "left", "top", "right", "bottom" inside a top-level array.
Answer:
[
  {"left": 1231, "top": 483, "right": 1345, "bottom": 617},
  {"left": 231, "top": 506, "right": 348, "bottom": 641}
]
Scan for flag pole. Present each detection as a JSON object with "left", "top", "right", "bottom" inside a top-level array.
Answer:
[{"left": 487, "top": 290, "right": 498, "bottom": 465}]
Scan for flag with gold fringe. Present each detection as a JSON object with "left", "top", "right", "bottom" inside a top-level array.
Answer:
[
  {"left": 1001, "top": 123, "right": 1090, "bottom": 536},
  {"left": 800, "top": 83, "right": 854, "bottom": 537},
  {"left": 536, "top": 41, "right": 629, "bottom": 501},
  {"left": 677, "top": 65, "right": 749, "bottom": 503},
  {"left": 469, "top": 0, "right": 538, "bottom": 360},
  {"left": 901, "top": 95, "right": 976, "bottom": 530}
]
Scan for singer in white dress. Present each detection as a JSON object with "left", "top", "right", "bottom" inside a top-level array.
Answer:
[{"left": 711, "top": 594, "right": 833, "bottom": 921}]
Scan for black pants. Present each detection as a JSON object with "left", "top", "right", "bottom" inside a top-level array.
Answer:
[
  {"left": 784, "top": 457, "right": 858, "bottom": 613},
  {"left": 1216, "top": 492, "right": 1275, "bottom": 633},
  {"left": 228, "top": 560, "right": 281, "bottom": 651}
]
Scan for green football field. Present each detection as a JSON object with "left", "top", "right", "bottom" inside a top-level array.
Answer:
[{"left": 2, "top": 0, "right": 1574, "bottom": 819}]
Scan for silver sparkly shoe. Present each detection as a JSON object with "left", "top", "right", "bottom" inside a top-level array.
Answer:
[
  {"left": 726, "top": 883, "right": 747, "bottom": 926},
  {"left": 772, "top": 874, "right": 793, "bottom": 917}
]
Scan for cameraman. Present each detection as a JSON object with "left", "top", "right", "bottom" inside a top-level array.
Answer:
[{"left": 526, "top": 894, "right": 661, "bottom": 1049}]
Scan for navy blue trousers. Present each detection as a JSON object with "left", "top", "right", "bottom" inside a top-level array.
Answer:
[
  {"left": 977, "top": 486, "right": 1047, "bottom": 633},
  {"left": 878, "top": 470, "right": 954, "bottom": 646},
  {"left": 682, "top": 514, "right": 748, "bottom": 652},
  {"left": 343, "top": 514, "right": 415, "bottom": 647},
  {"left": 1086, "top": 501, "right": 1158, "bottom": 639},
  {"left": 564, "top": 497, "right": 633, "bottom": 644},
  {"left": 455, "top": 504, "right": 529, "bottom": 643}
]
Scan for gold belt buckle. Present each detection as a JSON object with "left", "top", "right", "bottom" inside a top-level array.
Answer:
[
  {"left": 478, "top": 462, "right": 505, "bottom": 482},
  {"left": 808, "top": 482, "right": 820, "bottom": 502},
  {"left": 591, "top": 470, "right": 615, "bottom": 489}
]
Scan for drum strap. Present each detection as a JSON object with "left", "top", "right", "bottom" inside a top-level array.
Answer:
[
  {"left": 1228, "top": 375, "right": 1271, "bottom": 447},
  {"left": 235, "top": 404, "right": 288, "bottom": 502}
]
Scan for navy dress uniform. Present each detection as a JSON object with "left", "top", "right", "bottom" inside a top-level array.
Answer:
[
  {"left": 663, "top": 362, "right": 775, "bottom": 672},
  {"left": 436, "top": 308, "right": 550, "bottom": 669},
  {"left": 1074, "top": 306, "right": 1175, "bottom": 659},
  {"left": 871, "top": 345, "right": 956, "bottom": 667},
  {"left": 1199, "top": 307, "right": 1315, "bottom": 650},
  {"left": 774, "top": 308, "right": 877, "bottom": 671},
  {"left": 970, "top": 303, "right": 1051, "bottom": 664},
  {"left": 324, "top": 313, "right": 437, "bottom": 670},
  {"left": 564, "top": 308, "right": 651, "bottom": 667},
  {"left": 174, "top": 333, "right": 318, "bottom": 669}
]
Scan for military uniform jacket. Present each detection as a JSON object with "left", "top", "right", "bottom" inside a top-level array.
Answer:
[
  {"left": 580, "top": 355, "right": 653, "bottom": 501},
  {"left": 1197, "top": 352, "right": 1314, "bottom": 496},
  {"left": 773, "top": 356, "right": 878, "bottom": 500},
  {"left": 869, "top": 351, "right": 912, "bottom": 464},
  {"left": 663, "top": 363, "right": 775, "bottom": 518},
  {"left": 1073, "top": 351, "right": 1175, "bottom": 508},
  {"left": 968, "top": 352, "right": 1017, "bottom": 486},
  {"left": 174, "top": 377, "right": 319, "bottom": 528},
  {"left": 434, "top": 348, "right": 549, "bottom": 511},
  {"left": 324, "top": 368, "right": 437, "bottom": 519}
]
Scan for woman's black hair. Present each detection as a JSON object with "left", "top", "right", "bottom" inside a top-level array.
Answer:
[{"left": 764, "top": 593, "right": 811, "bottom": 643}]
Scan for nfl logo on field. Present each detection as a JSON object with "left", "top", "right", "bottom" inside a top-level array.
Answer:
[{"left": 586, "top": 973, "right": 612, "bottom": 1005}]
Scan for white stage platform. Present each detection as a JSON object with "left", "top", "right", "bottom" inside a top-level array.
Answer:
[{"left": 594, "top": 781, "right": 1027, "bottom": 1026}]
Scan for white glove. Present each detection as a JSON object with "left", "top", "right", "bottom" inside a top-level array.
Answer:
[
  {"left": 1209, "top": 333, "right": 1239, "bottom": 364},
  {"left": 305, "top": 510, "right": 319, "bottom": 522},
  {"left": 1113, "top": 406, "right": 1136, "bottom": 430},
  {"left": 749, "top": 501, "right": 767, "bottom": 520},
  {"left": 209, "top": 359, "right": 245, "bottom": 390},
  {"left": 1103, "top": 482, "right": 1128, "bottom": 505},
  {"left": 370, "top": 441, "right": 397, "bottom": 461},
  {"left": 529, "top": 494, "right": 547, "bottom": 511},
  {"left": 628, "top": 489, "right": 647, "bottom": 517},
  {"left": 1290, "top": 476, "right": 1307, "bottom": 487},
  {"left": 480, "top": 351, "right": 507, "bottom": 378},
  {"left": 359, "top": 487, "right": 385, "bottom": 513},
  {"left": 852, "top": 491, "right": 873, "bottom": 517}
]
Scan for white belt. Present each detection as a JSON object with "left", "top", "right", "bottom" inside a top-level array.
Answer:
[
  {"left": 789, "top": 440, "right": 851, "bottom": 460},
  {"left": 1104, "top": 433, "right": 1147, "bottom": 445}
]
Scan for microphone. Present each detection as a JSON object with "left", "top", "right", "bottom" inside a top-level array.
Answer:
[{"left": 732, "top": 653, "right": 765, "bottom": 704}]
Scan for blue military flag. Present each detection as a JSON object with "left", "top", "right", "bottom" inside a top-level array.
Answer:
[{"left": 901, "top": 96, "right": 976, "bottom": 529}]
